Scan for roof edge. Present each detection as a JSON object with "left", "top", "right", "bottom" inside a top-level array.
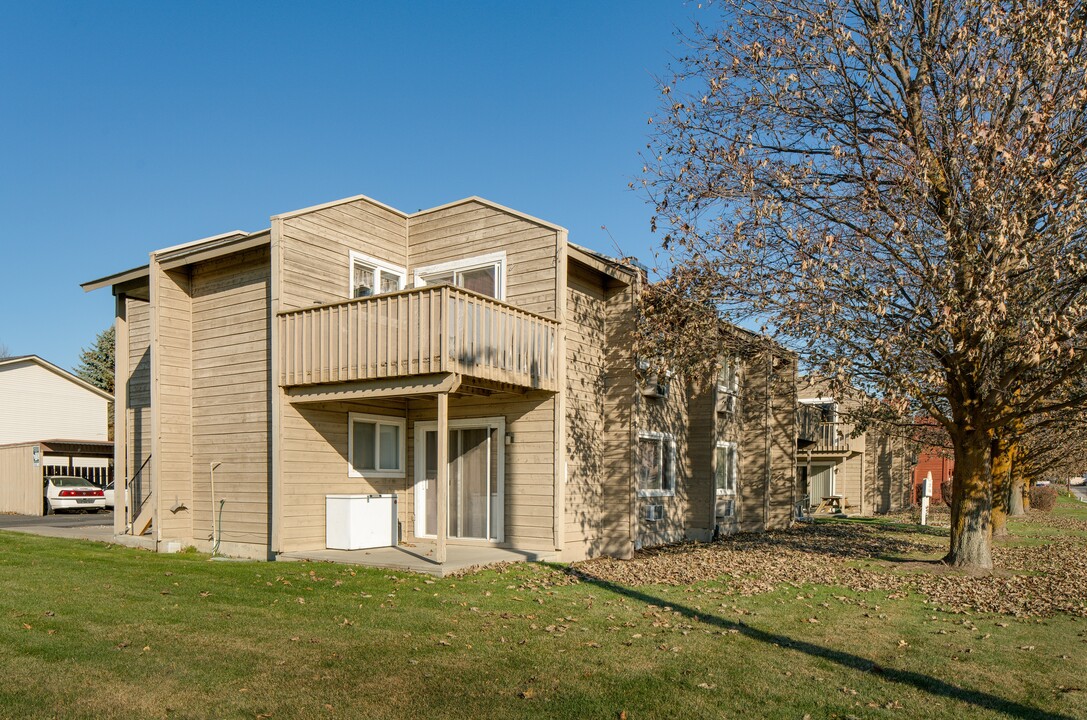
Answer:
[
  {"left": 81, "top": 265, "right": 150, "bottom": 293},
  {"left": 272, "top": 193, "right": 410, "bottom": 221},
  {"left": 410, "top": 196, "right": 567, "bottom": 234},
  {"left": 0, "top": 355, "right": 114, "bottom": 401}
]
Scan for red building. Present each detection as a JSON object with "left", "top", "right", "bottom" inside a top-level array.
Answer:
[{"left": 913, "top": 451, "right": 953, "bottom": 505}]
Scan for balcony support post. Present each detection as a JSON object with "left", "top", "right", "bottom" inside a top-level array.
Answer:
[{"left": 435, "top": 391, "right": 449, "bottom": 565}]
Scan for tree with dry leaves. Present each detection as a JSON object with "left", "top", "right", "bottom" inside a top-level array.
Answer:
[{"left": 641, "top": 0, "right": 1087, "bottom": 570}]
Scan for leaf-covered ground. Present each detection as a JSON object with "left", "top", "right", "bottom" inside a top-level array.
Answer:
[{"left": 565, "top": 508, "right": 1087, "bottom": 618}]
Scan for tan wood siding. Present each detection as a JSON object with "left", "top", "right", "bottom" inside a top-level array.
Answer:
[
  {"left": 563, "top": 264, "right": 608, "bottom": 559},
  {"left": 864, "top": 432, "right": 912, "bottom": 514},
  {"left": 151, "top": 266, "right": 193, "bottom": 541},
  {"left": 190, "top": 247, "right": 271, "bottom": 551},
  {"left": 408, "top": 201, "right": 559, "bottom": 318},
  {"left": 685, "top": 378, "right": 717, "bottom": 536},
  {"left": 280, "top": 198, "right": 408, "bottom": 311},
  {"left": 0, "top": 443, "right": 44, "bottom": 515},
  {"left": 599, "top": 283, "right": 637, "bottom": 558},
  {"left": 126, "top": 297, "right": 152, "bottom": 511},
  {"left": 277, "top": 392, "right": 556, "bottom": 553},
  {"left": 767, "top": 355, "right": 799, "bottom": 529}
]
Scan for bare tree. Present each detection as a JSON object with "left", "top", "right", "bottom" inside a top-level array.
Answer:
[
  {"left": 642, "top": 0, "right": 1087, "bottom": 570},
  {"left": 0, "top": 341, "right": 11, "bottom": 359}
]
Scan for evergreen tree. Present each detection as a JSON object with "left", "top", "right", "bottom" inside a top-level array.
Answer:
[{"left": 74, "top": 326, "right": 115, "bottom": 394}]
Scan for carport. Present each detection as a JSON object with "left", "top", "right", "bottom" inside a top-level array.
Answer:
[{"left": 0, "top": 440, "right": 114, "bottom": 516}]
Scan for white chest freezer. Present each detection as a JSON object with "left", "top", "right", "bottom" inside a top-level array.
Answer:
[{"left": 325, "top": 494, "right": 398, "bottom": 550}]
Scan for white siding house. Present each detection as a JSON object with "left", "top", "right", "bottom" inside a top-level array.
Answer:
[{"left": 0, "top": 356, "right": 111, "bottom": 444}]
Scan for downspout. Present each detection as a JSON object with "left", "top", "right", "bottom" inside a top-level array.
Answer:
[{"left": 210, "top": 461, "right": 222, "bottom": 555}]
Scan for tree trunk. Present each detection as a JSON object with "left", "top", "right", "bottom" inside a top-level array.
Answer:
[
  {"left": 1008, "top": 467, "right": 1027, "bottom": 517},
  {"left": 946, "top": 428, "right": 993, "bottom": 570},
  {"left": 990, "top": 434, "right": 1012, "bottom": 538}
]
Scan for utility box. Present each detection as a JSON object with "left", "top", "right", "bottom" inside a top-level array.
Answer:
[{"left": 325, "top": 494, "right": 398, "bottom": 550}]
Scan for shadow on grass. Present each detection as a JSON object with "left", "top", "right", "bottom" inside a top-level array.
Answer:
[{"left": 547, "top": 565, "right": 1073, "bottom": 720}]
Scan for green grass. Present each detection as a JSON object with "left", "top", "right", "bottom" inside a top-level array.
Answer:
[{"left": 1, "top": 506, "right": 1086, "bottom": 719}]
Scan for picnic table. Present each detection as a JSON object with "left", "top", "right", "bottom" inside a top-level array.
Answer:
[{"left": 814, "top": 495, "right": 847, "bottom": 514}]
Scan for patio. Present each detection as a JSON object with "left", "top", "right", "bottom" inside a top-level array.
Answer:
[{"left": 276, "top": 541, "right": 559, "bottom": 577}]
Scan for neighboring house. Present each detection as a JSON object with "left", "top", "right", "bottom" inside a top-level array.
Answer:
[
  {"left": 0, "top": 355, "right": 111, "bottom": 446},
  {"left": 83, "top": 193, "right": 800, "bottom": 564},
  {"left": 797, "top": 378, "right": 913, "bottom": 515},
  {"left": 0, "top": 355, "right": 114, "bottom": 515}
]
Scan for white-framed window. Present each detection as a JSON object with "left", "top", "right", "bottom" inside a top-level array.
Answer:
[
  {"left": 717, "top": 357, "right": 741, "bottom": 415},
  {"left": 350, "top": 251, "right": 406, "bottom": 299},
  {"left": 348, "top": 413, "right": 406, "bottom": 478},
  {"left": 637, "top": 431, "right": 676, "bottom": 497},
  {"left": 414, "top": 251, "right": 506, "bottom": 300},
  {"left": 715, "top": 441, "right": 738, "bottom": 496}
]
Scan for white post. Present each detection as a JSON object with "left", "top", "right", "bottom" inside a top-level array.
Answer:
[
  {"left": 920, "top": 471, "right": 933, "bottom": 526},
  {"left": 436, "top": 392, "right": 448, "bottom": 565}
]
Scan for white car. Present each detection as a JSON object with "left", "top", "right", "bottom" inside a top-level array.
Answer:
[
  {"left": 103, "top": 481, "right": 115, "bottom": 509},
  {"left": 44, "top": 476, "right": 106, "bottom": 514}
]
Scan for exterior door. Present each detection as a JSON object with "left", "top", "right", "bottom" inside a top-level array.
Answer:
[
  {"left": 809, "top": 464, "right": 835, "bottom": 502},
  {"left": 415, "top": 419, "right": 504, "bottom": 542}
]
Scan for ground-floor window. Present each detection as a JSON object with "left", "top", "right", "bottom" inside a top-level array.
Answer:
[
  {"left": 637, "top": 431, "right": 675, "bottom": 497},
  {"left": 348, "top": 413, "right": 406, "bottom": 478}
]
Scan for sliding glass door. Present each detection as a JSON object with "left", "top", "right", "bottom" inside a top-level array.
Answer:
[{"left": 415, "top": 418, "right": 504, "bottom": 542}]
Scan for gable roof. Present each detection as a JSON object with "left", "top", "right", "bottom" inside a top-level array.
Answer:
[
  {"left": 0, "top": 355, "right": 113, "bottom": 401},
  {"left": 84, "top": 193, "right": 589, "bottom": 292}
]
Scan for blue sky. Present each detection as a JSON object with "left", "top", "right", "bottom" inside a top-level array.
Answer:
[{"left": 0, "top": 0, "right": 701, "bottom": 371}]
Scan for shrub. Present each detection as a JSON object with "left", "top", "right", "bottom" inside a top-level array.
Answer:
[
  {"left": 1030, "top": 485, "right": 1058, "bottom": 513},
  {"left": 940, "top": 478, "right": 953, "bottom": 507}
]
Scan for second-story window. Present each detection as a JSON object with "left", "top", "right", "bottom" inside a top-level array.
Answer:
[
  {"left": 415, "top": 251, "right": 506, "bottom": 300},
  {"left": 717, "top": 357, "right": 741, "bottom": 415},
  {"left": 350, "top": 251, "right": 405, "bottom": 298}
]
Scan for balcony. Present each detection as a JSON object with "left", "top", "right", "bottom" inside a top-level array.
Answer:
[
  {"left": 806, "top": 421, "right": 863, "bottom": 455},
  {"left": 797, "top": 404, "right": 822, "bottom": 449},
  {"left": 277, "top": 285, "right": 559, "bottom": 395}
]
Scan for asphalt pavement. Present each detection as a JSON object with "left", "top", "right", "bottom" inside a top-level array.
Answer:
[{"left": 0, "top": 510, "right": 116, "bottom": 542}]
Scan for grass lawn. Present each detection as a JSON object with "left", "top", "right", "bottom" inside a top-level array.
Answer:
[{"left": 1, "top": 500, "right": 1086, "bottom": 719}]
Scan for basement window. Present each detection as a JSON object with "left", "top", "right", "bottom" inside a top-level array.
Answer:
[
  {"left": 348, "top": 413, "right": 406, "bottom": 478},
  {"left": 637, "top": 431, "right": 675, "bottom": 497}
]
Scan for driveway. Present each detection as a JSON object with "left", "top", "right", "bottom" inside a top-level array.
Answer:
[
  {"left": 0, "top": 510, "right": 115, "bottom": 543},
  {"left": 1071, "top": 485, "right": 1087, "bottom": 504}
]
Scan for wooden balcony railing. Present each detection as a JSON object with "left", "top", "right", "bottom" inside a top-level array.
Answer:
[
  {"left": 277, "top": 285, "right": 559, "bottom": 392},
  {"left": 797, "top": 404, "right": 822, "bottom": 448},
  {"left": 809, "top": 421, "right": 861, "bottom": 454}
]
